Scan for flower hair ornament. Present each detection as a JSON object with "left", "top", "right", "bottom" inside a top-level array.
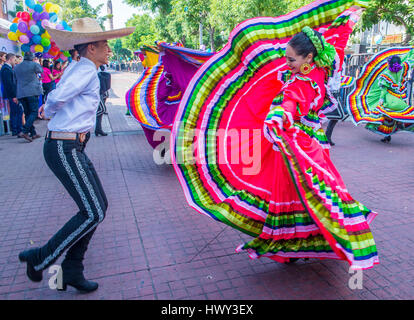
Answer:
[
  {"left": 387, "top": 57, "right": 403, "bottom": 73},
  {"left": 301, "top": 26, "right": 337, "bottom": 69}
]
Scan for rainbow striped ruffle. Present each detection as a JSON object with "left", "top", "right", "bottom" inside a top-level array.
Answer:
[
  {"left": 172, "top": 0, "right": 378, "bottom": 269},
  {"left": 341, "top": 75, "right": 355, "bottom": 88},
  {"left": 346, "top": 47, "right": 414, "bottom": 129},
  {"left": 126, "top": 63, "right": 166, "bottom": 130},
  {"left": 126, "top": 43, "right": 214, "bottom": 132}
]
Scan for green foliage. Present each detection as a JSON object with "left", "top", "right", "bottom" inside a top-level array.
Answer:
[
  {"left": 122, "top": 0, "right": 317, "bottom": 51},
  {"left": 122, "top": 14, "right": 159, "bottom": 50},
  {"left": 48, "top": 0, "right": 108, "bottom": 28},
  {"left": 359, "top": 0, "right": 414, "bottom": 44}
]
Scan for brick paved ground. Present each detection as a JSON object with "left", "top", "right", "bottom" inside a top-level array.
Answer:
[{"left": 0, "top": 71, "right": 414, "bottom": 300}]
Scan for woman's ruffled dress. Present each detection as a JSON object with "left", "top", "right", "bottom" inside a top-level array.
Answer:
[
  {"left": 347, "top": 47, "right": 414, "bottom": 136},
  {"left": 171, "top": 0, "right": 379, "bottom": 270}
]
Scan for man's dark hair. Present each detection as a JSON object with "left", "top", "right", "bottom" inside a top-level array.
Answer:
[
  {"left": 74, "top": 41, "right": 100, "bottom": 57},
  {"left": 43, "top": 59, "right": 50, "bottom": 68},
  {"left": 69, "top": 49, "right": 78, "bottom": 59},
  {"left": 24, "top": 52, "right": 33, "bottom": 61},
  {"left": 288, "top": 30, "right": 323, "bottom": 59},
  {"left": 6, "top": 53, "right": 15, "bottom": 61}
]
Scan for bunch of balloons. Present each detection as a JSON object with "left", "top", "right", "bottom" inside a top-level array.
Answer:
[{"left": 7, "top": 0, "right": 72, "bottom": 61}]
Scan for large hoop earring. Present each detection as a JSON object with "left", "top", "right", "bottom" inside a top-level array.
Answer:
[{"left": 300, "top": 63, "right": 311, "bottom": 75}]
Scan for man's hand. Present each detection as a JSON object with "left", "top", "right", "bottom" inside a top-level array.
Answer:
[{"left": 38, "top": 105, "right": 45, "bottom": 119}]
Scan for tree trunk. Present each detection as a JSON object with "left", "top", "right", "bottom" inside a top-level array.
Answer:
[
  {"left": 209, "top": 26, "right": 215, "bottom": 52},
  {"left": 199, "top": 23, "right": 203, "bottom": 48}
]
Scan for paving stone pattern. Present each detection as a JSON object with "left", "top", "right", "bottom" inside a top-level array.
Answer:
[{"left": 0, "top": 71, "right": 413, "bottom": 300}]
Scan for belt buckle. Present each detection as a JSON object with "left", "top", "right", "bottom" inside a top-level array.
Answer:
[{"left": 50, "top": 131, "right": 77, "bottom": 140}]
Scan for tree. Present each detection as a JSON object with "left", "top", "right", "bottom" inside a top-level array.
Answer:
[
  {"left": 122, "top": 14, "right": 159, "bottom": 51},
  {"left": 124, "top": 0, "right": 172, "bottom": 15},
  {"left": 48, "top": 0, "right": 108, "bottom": 28},
  {"left": 359, "top": 0, "right": 414, "bottom": 44}
]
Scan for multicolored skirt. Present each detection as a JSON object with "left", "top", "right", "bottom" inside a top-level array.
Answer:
[{"left": 171, "top": 0, "right": 379, "bottom": 270}]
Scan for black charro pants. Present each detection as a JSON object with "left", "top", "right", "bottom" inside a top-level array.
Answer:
[{"left": 28, "top": 133, "right": 108, "bottom": 278}]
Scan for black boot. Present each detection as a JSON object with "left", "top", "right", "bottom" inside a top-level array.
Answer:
[
  {"left": 18, "top": 249, "right": 43, "bottom": 282},
  {"left": 95, "top": 130, "right": 108, "bottom": 137},
  {"left": 58, "top": 259, "right": 98, "bottom": 293},
  {"left": 381, "top": 135, "right": 391, "bottom": 143},
  {"left": 326, "top": 120, "right": 338, "bottom": 146},
  {"left": 286, "top": 258, "right": 300, "bottom": 264},
  {"left": 58, "top": 229, "right": 98, "bottom": 293},
  {"left": 95, "top": 114, "right": 108, "bottom": 136}
]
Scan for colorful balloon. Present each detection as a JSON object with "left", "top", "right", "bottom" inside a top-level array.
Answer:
[
  {"left": 41, "top": 38, "right": 50, "bottom": 47},
  {"left": 40, "top": 12, "right": 49, "bottom": 20},
  {"left": 10, "top": 23, "right": 18, "bottom": 32},
  {"left": 25, "top": 0, "right": 36, "bottom": 9},
  {"left": 21, "top": 44, "right": 31, "bottom": 52},
  {"left": 45, "top": 2, "right": 53, "bottom": 12},
  {"left": 32, "top": 12, "right": 40, "bottom": 21},
  {"left": 32, "top": 35, "right": 42, "bottom": 44},
  {"left": 41, "top": 20, "right": 49, "bottom": 29},
  {"left": 19, "top": 35, "right": 30, "bottom": 44},
  {"left": 30, "top": 25, "right": 40, "bottom": 34},
  {"left": 49, "top": 4, "right": 60, "bottom": 14},
  {"left": 17, "top": 22, "right": 28, "bottom": 33},
  {"left": 7, "top": 32, "right": 18, "bottom": 42},
  {"left": 41, "top": 31, "right": 51, "bottom": 39},
  {"left": 34, "top": 45, "right": 44, "bottom": 53},
  {"left": 49, "top": 13, "right": 58, "bottom": 23},
  {"left": 21, "top": 12, "right": 30, "bottom": 22},
  {"left": 34, "top": 4, "right": 43, "bottom": 13}
]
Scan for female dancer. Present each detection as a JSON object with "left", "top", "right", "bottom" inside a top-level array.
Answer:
[
  {"left": 347, "top": 48, "right": 414, "bottom": 142},
  {"left": 171, "top": 0, "right": 378, "bottom": 270}
]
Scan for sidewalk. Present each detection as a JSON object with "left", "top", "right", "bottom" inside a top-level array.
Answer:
[{"left": 1, "top": 71, "right": 414, "bottom": 300}]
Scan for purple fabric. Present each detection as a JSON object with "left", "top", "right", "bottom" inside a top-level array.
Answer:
[
  {"left": 141, "top": 125, "right": 166, "bottom": 149},
  {"left": 161, "top": 50, "right": 201, "bottom": 93},
  {"left": 156, "top": 72, "right": 181, "bottom": 126}
]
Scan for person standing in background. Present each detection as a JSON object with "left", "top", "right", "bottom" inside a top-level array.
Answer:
[
  {"left": 52, "top": 61, "right": 63, "bottom": 87},
  {"left": 41, "top": 60, "right": 60, "bottom": 104},
  {"left": 95, "top": 64, "right": 111, "bottom": 136},
  {"left": 14, "top": 52, "right": 43, "bottom": 142},
  {"left": 0, "top": 53, "right": 23, "bottom": 137}
]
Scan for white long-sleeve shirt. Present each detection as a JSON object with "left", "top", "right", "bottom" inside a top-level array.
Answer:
[{"left": 44, "top": 57, "right": 100, "bottom": 133}]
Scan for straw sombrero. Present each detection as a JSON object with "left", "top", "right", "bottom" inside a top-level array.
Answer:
[{"left": 45, "top": 17, "right": 135, "bottom": 51}]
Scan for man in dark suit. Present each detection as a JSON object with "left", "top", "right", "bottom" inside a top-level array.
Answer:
[{"left": 0, "top": 53, "right": 23, "bottom": 137}]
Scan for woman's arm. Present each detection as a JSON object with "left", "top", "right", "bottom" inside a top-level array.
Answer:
[{"left": 281, "top": 80, "right": 316, "bottom": 128}]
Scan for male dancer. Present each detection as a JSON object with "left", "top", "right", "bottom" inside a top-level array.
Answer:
[{"left": 18, "top": 18, "right": 134, "bottom": 293}]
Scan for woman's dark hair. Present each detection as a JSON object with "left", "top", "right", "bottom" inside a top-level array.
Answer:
[
  {"left": 387, "top": 55, "right": 401, "bottom": 67},
  {"left": 42, "top": 59, "right": 50, "bottom": 68},
  {"left": 53, "top": 60, "right": 61, "bottom": 71},
  {"left": 288, "top": 30, "right": 324, "bottom": 59}
]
